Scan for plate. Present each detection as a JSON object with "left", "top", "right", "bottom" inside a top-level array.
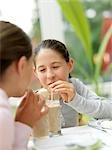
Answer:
[
  {"left": 89, "top": 119, "right": 112, "bottom": 130},
  {"left": 100, "top": 120, "right": 112, "bottom": 129}
]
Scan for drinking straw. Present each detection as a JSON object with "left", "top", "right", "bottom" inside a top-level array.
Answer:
[{"left": 51, "top": 91, "right": 54, "bottom": 100}]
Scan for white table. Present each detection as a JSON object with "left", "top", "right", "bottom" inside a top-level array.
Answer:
[{"left": 28, "top": 125, "right": 112, "bottom": 150}]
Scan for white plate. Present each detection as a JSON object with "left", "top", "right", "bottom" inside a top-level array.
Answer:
[
  {"left": 89, "top": 119, "right": 112, "bottom": 130},
  {"left": 100, "top": 120, "right": 112, "bottom": 129},
  {"left": 31, "top": 133, "right": 97, "bottom": 150}
]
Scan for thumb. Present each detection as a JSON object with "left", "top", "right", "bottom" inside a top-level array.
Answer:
[
  {"left": 40, "top": 105, "right": 49, "bottom": 116},
  {"left": 18, "top": 89, "right": 32, "bottom": 108},
  {"left": 61, "top": 93, "right": 68, "bottom": 102}
]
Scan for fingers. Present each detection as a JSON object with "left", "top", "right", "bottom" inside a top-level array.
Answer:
[
  {"left": 17, "top": 90, "right": 31, "bottom": 108},
  {"left": 61, "top": 94, "right": 68, "bottom": 102},
  {"left": 33, "top": 92, "right": 48, "bottom": 117},
  {"left": 24, "top": 90, "right": 47, "bottom": 114},
  {"left": 26, "top": 90, "right": 46, "bottom": 109},
  {"left": 36, "top": 95, "right": 46, "bottom": 111},
  {"left": 49, "top": 80, "right": 63, "bottom": 89},
  {"left": 49, "top": 80, "right": 75, "bottom": 102},
  {"left": 49, "top": 80, "right": 71, "bottom": 91},
  {"left": 33, "top": 92, "right": 48, "bottom": 114},
  {"left": 40, "top": 105, "right": 49, "bottom": 116}
]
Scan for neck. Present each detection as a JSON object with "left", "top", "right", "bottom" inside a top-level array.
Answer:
[
  {"left": 0, "top": 82, "right": 13, "bottom": 97},
  {"left": 0, "top": 66, "right": 20, "bottom": 97}
]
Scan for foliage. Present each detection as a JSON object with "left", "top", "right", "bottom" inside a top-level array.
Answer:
[
  {"left": 67, "top": 140, "right": 102, "bottom": 150},
  {"left": 57, "top": 0, "right": 112, "bottom": 93},
  {"left": 83, "top": 0, "right": 112, "bottom": 53},
  {"left": 30, "top": 0, "right": 41, "bottom": 44},
  {"left": 30, "top": 18, "right": 41, "bottom": 42}
]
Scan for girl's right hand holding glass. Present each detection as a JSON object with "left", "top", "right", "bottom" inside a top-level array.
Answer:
[{"left": 15, "top": 90, "right": 48, "bottom": 128}]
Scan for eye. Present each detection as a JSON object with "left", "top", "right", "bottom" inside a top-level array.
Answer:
[
  {"left": 53, "top": 66, "right": 59, "bottom": 69},
  {"left": 39, "top": 68, "right": 46, "bottom": 72}
]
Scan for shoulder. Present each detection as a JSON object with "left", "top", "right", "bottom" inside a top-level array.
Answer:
[
  {"left": 0, "top": 107, "right": 14, "bottom": 148},
  {"left": 69, "top": 78, "right": 89, "bottom": 94},
  {"left": 69, "top": 77, "right": 85, "bottom": 87},
  {"left": 0, "top": 92, "right": 13, "bottom": 125},
  {"left": 0, "top": 108, "right": 14, "bottom": 138},
  {"left": 0, "top": 104, "right": 13, "bottom": 123}
]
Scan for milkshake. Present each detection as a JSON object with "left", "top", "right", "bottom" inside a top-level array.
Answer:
[
  {"left": 33, "top": 114, "right": 49, "bottom": 138},
  {"left": 47, "top": 100, "right": 61, "bottom": 136},
  {"left": 33, "top": 88, "right": 50, "bottom": 138},
  {"left": 33, "top": 88, "right": 61, "bottom": 137}
]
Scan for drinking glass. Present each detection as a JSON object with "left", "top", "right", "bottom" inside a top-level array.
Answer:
[
  {"left": 32, "top": 88, "right": 50, "bottom": 138},
  {"left": 33, "top": 114, "right": 49, "bottom": 138},
  {"left": 47, "top": 92, "right": 62, "bottom": 137}
]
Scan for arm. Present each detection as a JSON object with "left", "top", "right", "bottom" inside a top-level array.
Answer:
[
  {"left": 0, "top": 103, "right": 32, "bottom": 150},
  {"left": 0, "top": 107, "right": 14, "bottom": 150},
  {"left": 0, "top": 88, "right": 48, "bottom": 150},
  {"left": 49, "top": 78, "right": 112, "bottom": 120},
  {"left": 13, "top": 122, "right": 32, "bottom": 150},
  {"left": 67, "top": 78, "right": 112, "bottom": 119},
  {"left": 14, "top": 90, "right": 48, "bottom": 149}
]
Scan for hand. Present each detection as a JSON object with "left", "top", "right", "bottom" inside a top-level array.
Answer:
[
  {"left": 49, "top": 80, "right": 76, "bottom": 102},
  {"left": 15, "top": 89, "right": 48, "bottom": 128}
]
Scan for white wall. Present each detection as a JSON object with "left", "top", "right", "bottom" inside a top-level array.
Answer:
[
  {"left": 0, "top": 0, "right": 34, "bottom": 33},
  {"left": 38, "top": 0, "right": 65, "bottom": 42}
]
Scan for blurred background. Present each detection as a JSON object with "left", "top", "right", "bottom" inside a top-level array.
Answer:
[{"left": 0, "top": 0, "right": 112, "bottom": 97}]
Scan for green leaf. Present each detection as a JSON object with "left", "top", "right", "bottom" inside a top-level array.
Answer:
[
  {"left": 57, "top": 0, "right": 94, "bottom": 71},
  {"left": 94, "top": 26, "right": 112, "bottom": 81},
  {"left": 57, "top": 0, "right": 112, "bottom": 93},
  {"left": 67, "top": 139, "right": 102, "bottom": 150},
  {"left": 75, "top": 62, "right": 92, "bottom": 81}
]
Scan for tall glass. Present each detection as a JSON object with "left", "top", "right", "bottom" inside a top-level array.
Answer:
[
  {"left": 33, "top": 114, "right": 49, "bottom": 138},
  {"left": 47, "top": 93, "right": 62, "bottom": 137},
  {"left": 32, "top": 88, "right": 50, "bottom": 138},
  {"left": 33, "top": 89, "right": 62, "bottom": 138}
]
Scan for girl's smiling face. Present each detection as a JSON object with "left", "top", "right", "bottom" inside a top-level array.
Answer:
[{"left": 35, "top": 48, "right": 73, "bottom": 88}]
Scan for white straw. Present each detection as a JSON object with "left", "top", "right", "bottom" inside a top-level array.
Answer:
[{"left": 51, "top": 92, "right": 54, "bottom": 100}]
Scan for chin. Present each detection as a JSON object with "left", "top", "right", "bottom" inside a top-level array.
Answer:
[{"left": 13, "top": 90, "right": 26, "bottom": 97}]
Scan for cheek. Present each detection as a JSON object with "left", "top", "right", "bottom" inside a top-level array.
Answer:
[
  {"left": 28, "top": 65, "right": 33, "bottom": 82},
  {"left": 37, "top": 73, "right": 46, "bottom": 85},
  {"left": 57, "top": 68, "right": 69, "bottom": 80}
]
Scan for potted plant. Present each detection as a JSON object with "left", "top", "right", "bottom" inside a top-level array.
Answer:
[{"left": 57, "top": 0, "right": 112, "bottom": 95}]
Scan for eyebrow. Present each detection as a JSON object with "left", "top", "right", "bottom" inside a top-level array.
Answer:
[
  {"left": 37, "top": 62, "right": 61, "bottom": 69},
  {"left": 51, "top": 62, "right": 61, "bottom": 65},
  {"left": 37, "top": 66, "right": 45, "bottom": 70}
]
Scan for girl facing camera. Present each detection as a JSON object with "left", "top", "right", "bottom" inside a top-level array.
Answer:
[{"left": 34, "top": 39, "right": 112, "bottom": 127}]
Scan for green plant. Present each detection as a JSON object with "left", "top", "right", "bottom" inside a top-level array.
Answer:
[
  {"left": 57, "top": 0, "right": 112, "bottom": 94},
  {"left": 67, "top": 140, "right": 102, "bottom": 150}
]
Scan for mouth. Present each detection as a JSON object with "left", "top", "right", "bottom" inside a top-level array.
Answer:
[
  {"left": 47, "top": 82, "right": 55, "bottom": 86},
  {"left": 46, "top": 82, "right": 55, "bottom": 91}
]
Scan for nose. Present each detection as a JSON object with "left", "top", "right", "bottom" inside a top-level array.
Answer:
[{"left": 46, "top": 69, "right": 55, "bottom": 79}]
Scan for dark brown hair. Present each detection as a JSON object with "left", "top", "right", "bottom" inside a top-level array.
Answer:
[
  {"left": 34, "top": 39, "right": 71, "bottom": 78},
  {"left": 0, "top": 21, "right": 32, "bottom": 76},
  {"left": 34, "top": 39, "right": 70, "bottom": 62}
]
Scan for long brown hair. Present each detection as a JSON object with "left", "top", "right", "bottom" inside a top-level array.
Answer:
[{"left": 0, "top": 21, "right": 32, "bottom": 76}]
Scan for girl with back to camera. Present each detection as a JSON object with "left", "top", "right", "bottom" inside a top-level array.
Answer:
[
  {"left": 0, "top": 21, "right": 48, "bottom": 150},
  {"left": 34, "top": 39, "right": 112, "bottom": 128}
]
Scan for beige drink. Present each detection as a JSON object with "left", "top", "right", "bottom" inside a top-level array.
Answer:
[
  {"left": 33, "top": 114, "right": 49, "bottom": 138},
  {"left": 33, "top": 88, "right": 49, "bottom": 138},
  {"left": 47, "top": 100, "right": 61, "bottom": 136},
  {"left": 33, "top": 88, "right": 61, "bottom": 137}
]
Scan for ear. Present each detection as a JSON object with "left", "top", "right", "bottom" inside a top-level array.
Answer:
[
  {"left": 67, "top": 58, "right": 74, "bottom": 73},
  {"left": 17, "top": 56, "right": 27, "bottom": 76}
]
